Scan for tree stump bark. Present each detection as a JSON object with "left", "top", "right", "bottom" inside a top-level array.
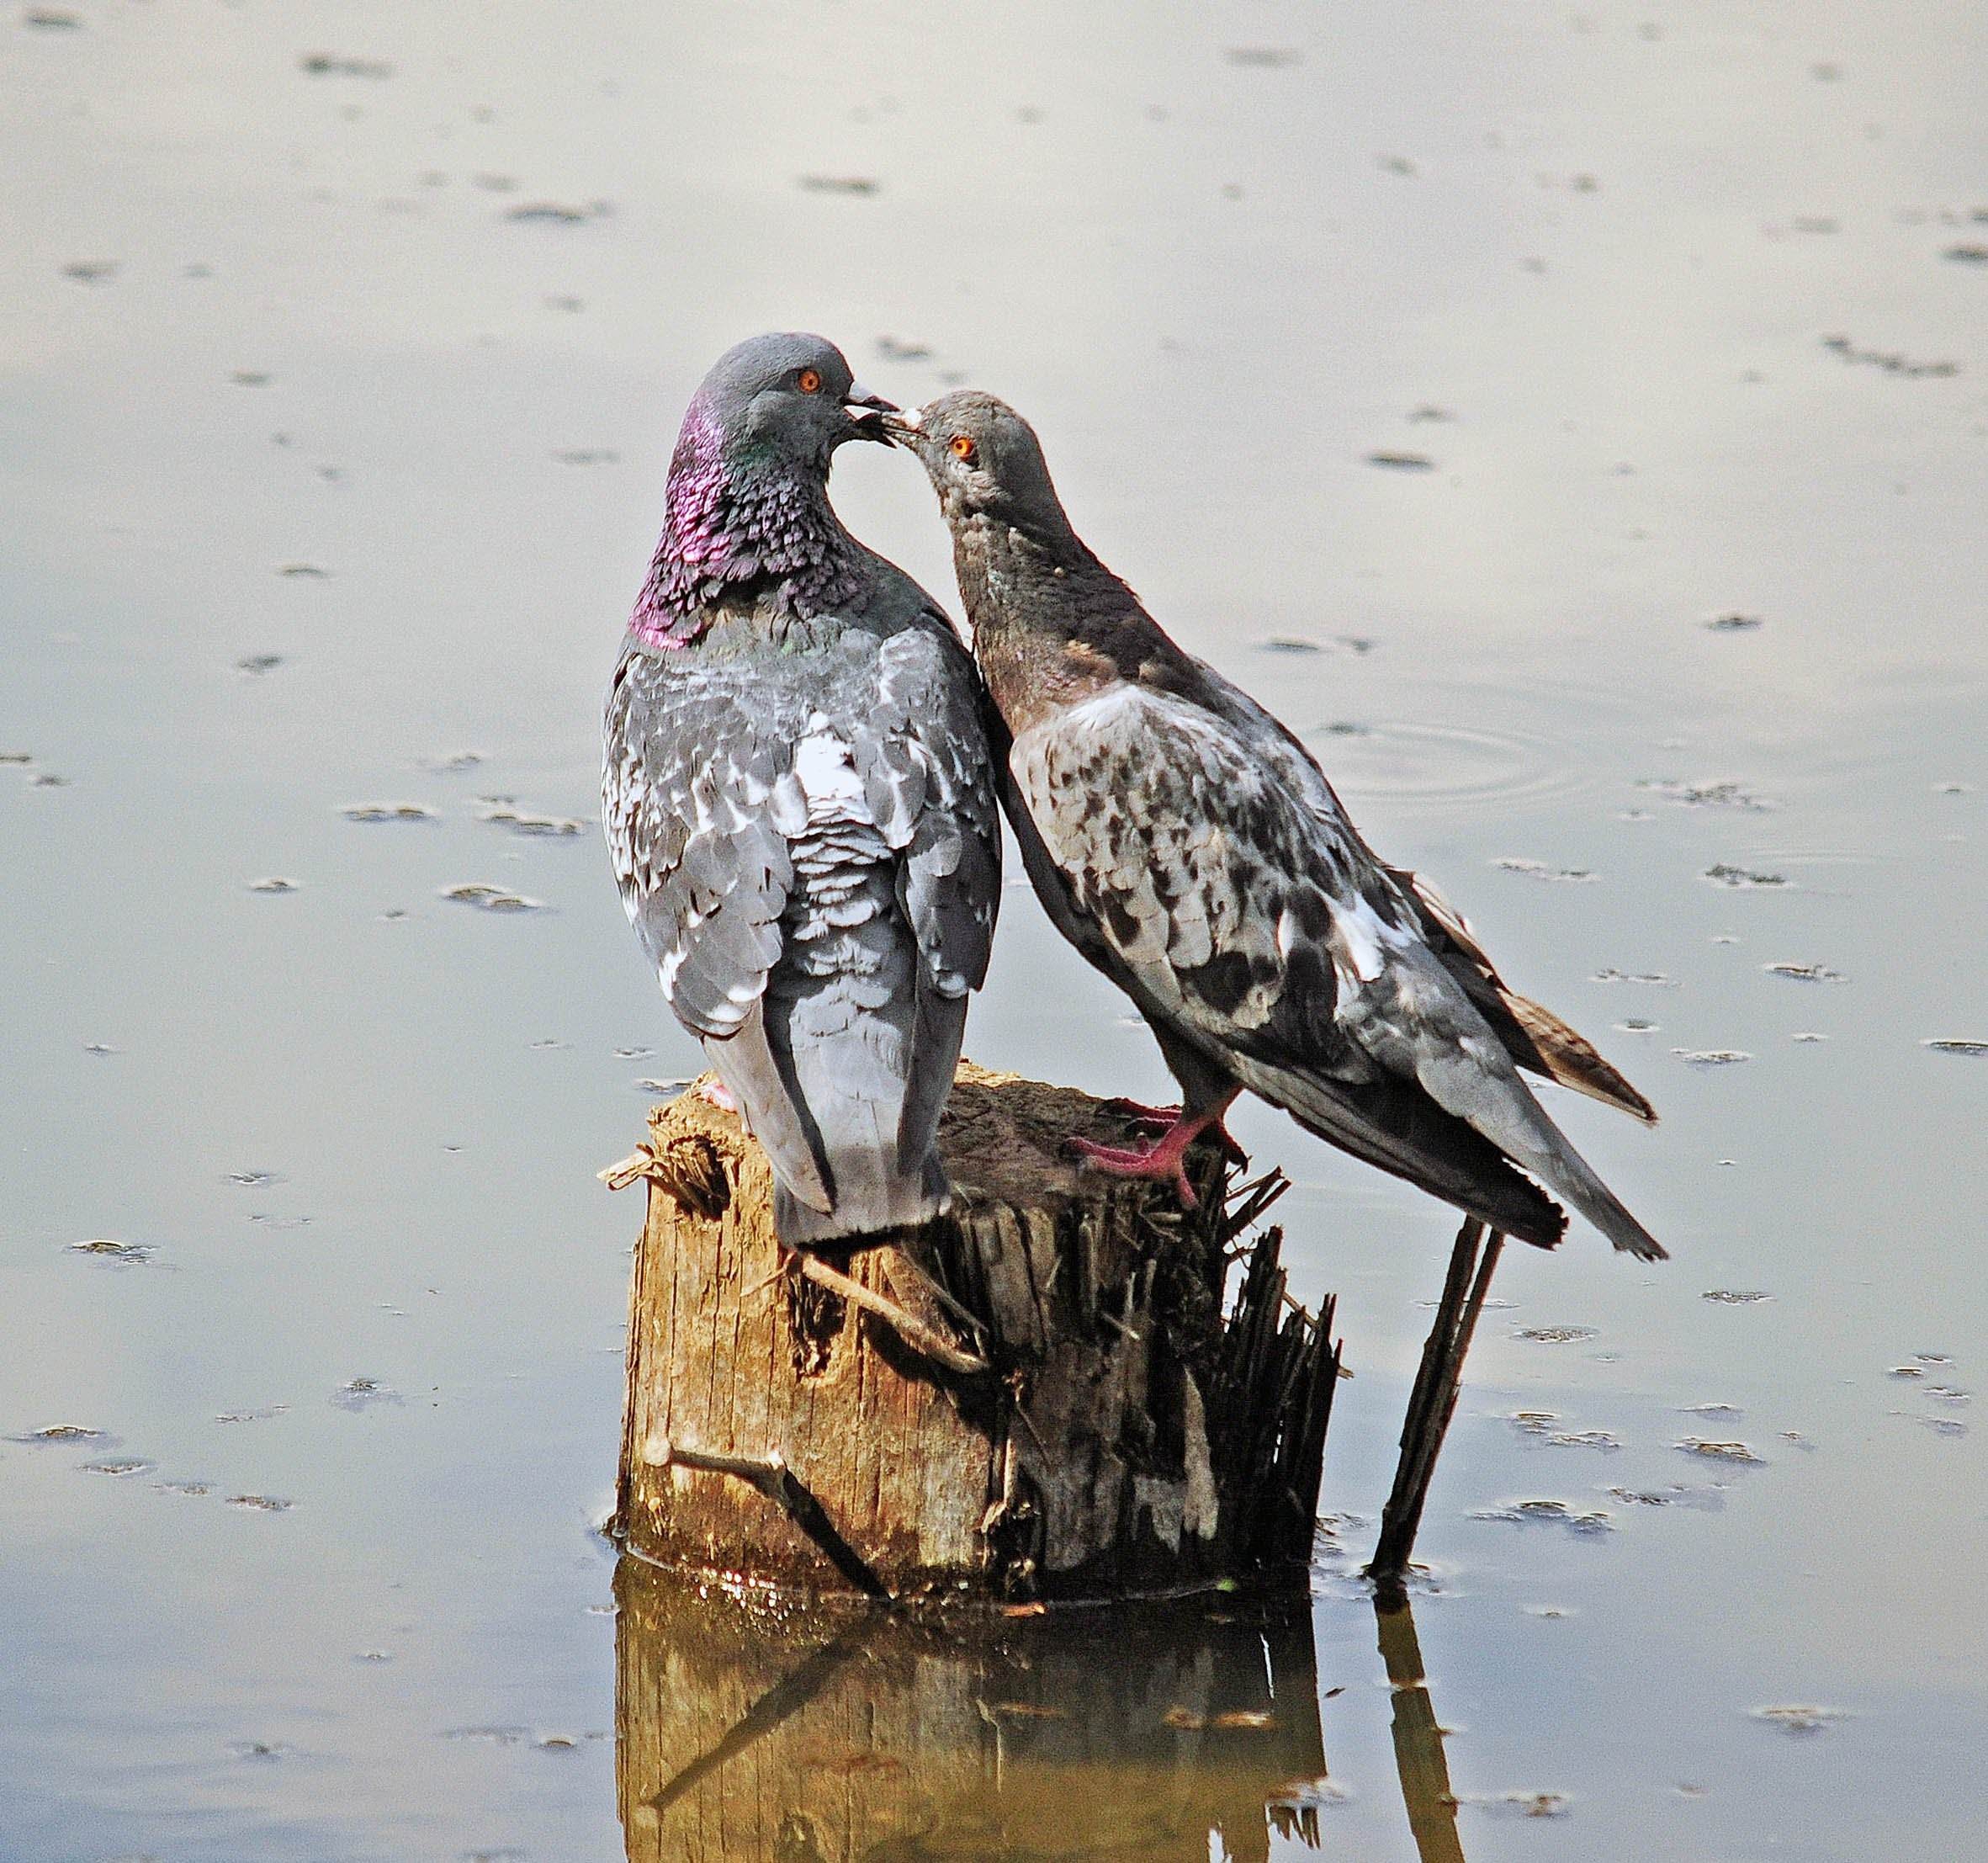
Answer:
[
  {"left": 607, "top": 1061, "right": 1339, "bottom": 1603},
  {"left": 614, "top": 1558, "right": 1335, "bottom": 1862}
]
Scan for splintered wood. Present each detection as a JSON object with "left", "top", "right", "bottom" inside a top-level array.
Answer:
[{"left": 608, "top": 1061, "right": 1339, "bottom": 1602}]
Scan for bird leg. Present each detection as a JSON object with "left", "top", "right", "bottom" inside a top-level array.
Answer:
[
  {"left": 1068, "top": 1088, "right": 1243, "bottom": 1209},
  {"left": 1101, "top": 1096, "right": 1248, "bottom": 1162}
]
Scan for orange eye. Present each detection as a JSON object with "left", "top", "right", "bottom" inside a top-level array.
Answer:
[
  {"left": 949, "top": 433, "right": 978, "bottom": 463},
  {"left": 797, "top": 367, "right": 823, "bottom": 394}
]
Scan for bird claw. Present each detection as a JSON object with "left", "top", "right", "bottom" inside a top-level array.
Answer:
[
  {"left": 1065, "top": 1134, "right": 1200, "bottom": 1210},
  {"left": 1102, "top": 1097, "right": 1246, "bottom": 1162}
]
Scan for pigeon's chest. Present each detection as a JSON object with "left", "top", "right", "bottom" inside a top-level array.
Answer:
[{"left": 978, "top": 631, "right": 1123, "bottom": 738}]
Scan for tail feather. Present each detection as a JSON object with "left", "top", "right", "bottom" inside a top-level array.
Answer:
[
  {"left": 706, "top": 985, "right": 957, "bottom": 1250},
  {"left": 1387, "top": 864, "right": 1657, "bottom": 1123},
  {"left": 1229, "top": 1052, "right": 1569, "bottom": 1250},
  {"left": 1407, "top": 1043, "right": 1667, "bottom": 1261}
]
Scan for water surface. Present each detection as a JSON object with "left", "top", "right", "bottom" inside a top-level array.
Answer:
[{"left": 3, "top": 2, "right": 1984, "bottom": 1857}]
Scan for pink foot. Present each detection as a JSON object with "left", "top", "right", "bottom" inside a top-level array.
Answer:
[
  {"left": 1102, "top": 1096, "right": 1247, "bottom": 1163},
  {"left": 697, "top": 1078, "right": 738, "bottom": 1114},
  {"left": 1068, "top": 1091, "right": 1242, "bottom": 1209}
]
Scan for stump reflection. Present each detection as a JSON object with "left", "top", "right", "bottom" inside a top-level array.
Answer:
[{"left": 615, "top": 1557, "right": 1334, "bottom": 1861}]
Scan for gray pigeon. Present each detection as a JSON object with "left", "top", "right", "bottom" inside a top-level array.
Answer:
[
  {"left": 881, "top": 392, "right": 1662, "bottom": 1260},
  {"left": 603, "top": 336, "right": 1001, "bottom": 1245}
]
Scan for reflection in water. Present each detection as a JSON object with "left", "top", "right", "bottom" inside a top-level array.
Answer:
[
  {"left": 615, "top": 1558, "right": 1333, "bottom": 1861},
  {"left": 1376, "top": 1597, "right": 1468, "bottom": 1863}
]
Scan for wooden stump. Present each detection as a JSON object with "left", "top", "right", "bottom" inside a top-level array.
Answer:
[
  {"left": 607, "top": 1061, "right": 1339, "bottom": 1603},
  {"left": 614, "top": 1558, "right": 1335, "bottom": 1862}
]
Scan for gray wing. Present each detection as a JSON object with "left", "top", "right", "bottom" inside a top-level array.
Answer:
[
  {"left": 1014, "top": 682, "right": 1662, "bottom": 1257},
  {"left": 855, "top": 625, "right": 1002, "bottom": 1168},
  {"left": 602, "top": 650, "right": 793, "bottom": 1041},
  {"left": 604, "top": 631, "right": 999, "bottom": 1230},
  {"left": 1191, "top": 663, "right": 1657, "bottom": 1123}
]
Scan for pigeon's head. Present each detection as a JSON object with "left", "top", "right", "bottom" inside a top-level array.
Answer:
[
  {"left": 684, "top": 332, "right": 895, "bottom": 473},
  {"left": 879, "top": 392, "right": 1072, "bottom": 536}
]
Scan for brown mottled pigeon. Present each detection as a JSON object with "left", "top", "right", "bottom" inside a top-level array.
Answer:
[
  {"left": 603, "top": 337, "right": 1000, "bottom": 1245},
  {"left": 883, "top": 391, "right": 1662, "bottom": 1259}
]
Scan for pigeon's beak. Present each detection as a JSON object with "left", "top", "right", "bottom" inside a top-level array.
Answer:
[
  {"left": 841, "top": 382, "right": 896, "bottom": 443},
  {"left": 873, "top": 406, "right": 925, "bottom": 451}
]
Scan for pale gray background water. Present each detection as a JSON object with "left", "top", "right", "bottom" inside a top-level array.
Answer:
[{"left": 3, "top": 2, "right": 1983, "bottom": 1857}]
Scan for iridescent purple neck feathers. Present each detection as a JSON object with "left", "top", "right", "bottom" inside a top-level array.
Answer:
[{"left": 630, "top": 403, "right": 867, "bottom": 647}]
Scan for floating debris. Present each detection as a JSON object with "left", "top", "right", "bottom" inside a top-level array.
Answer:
[
  {"left": 82, "top": 1457, "right": 155, "bottom": 1478},
  {"left": 1677, "top": 1438, "right": 1763, "bottom": 1464},
  {"left": 226, "top": 1494, "right": 294, "bottom": 1512},
  {"left": 247, "top": 877, "right": 299, "bottom": 894},
  {"left": 61, "top": 260, "right": 118, "bottom": 284},
  {"left": 1682, "top": 1402, "right": 1743, "bottom": 1416},
  {"left": 876, "top": 335, "right": 932, "bottom": 361},
  {"left": 1821, "top": 334, "right": 1959, "bottom": 378},
  {"left": 215, "top": 1406, "right": 287, "bottom": 1424},
  {"left": 1763, "top": 961, "right": 1848, "bottom": 984},
  {"left": 634, "top": 1075, "right": 696, "bottom": 1095},
  {"left": 551, "top": 448, "right": 618, "bottom": 465},
  {"left": 235, "top": 654, "right": 284, "bottom": 676},
  {"left": 1674, "top": 1048, "right": 1752, "bottom": 1067},
  {"left": 225, "top": 1170, "right": 285, "bottom": 1189},
  {"left": 1592, "top": 968, "right": 1678, "bottom": 987},
  {"left": 1495, "top": 857, "right": 1595, "bottom": 884},
  {"left": 1224, "top": 45, "right": 1303, "bottom": 66},
  {"left": 477, "top": 798, "right": 586, "bottom": 836},
  {"left": 12, "top": 1424, "right": 107, "bottom": 1445},
  {"left": 441, "top": 884, "right": 546, "bottom": 913},
  {"left": 229, "top": 1738, "right": 296, "bottom": 1760},
  {"left": 1546, "top": 1430, "right": 1620, "bottom": 1452},
  {"left": 1704, "top": 613, "right": 1763, "bottom": 632},
  {"left": 1471, "top": 1499, "right": 1612, "bottom": 1536},
  {"left": 1259, "top": 636, "right": 1322, "bottom": 655},
  {"left": 331, "top": 1377, "right": 402, "bottom": 1412},
  {"left": 1508, "top": 1409, "right": 1560, "bottom": 1436},
  {"left": 1702, "top": 1290, "right": 1772, "bottom": 1304},
  {"left": 797, "top": 175, "right": 880, "bottom": 196},
  {"left": 342, "top": 802, "right": 436, "bottom": 824},
  {"left": 1946, "top": 244, "right": 1988, "bottom": 265},
  {"left": 299, "top": 52, "right": 394, "bottom": 78},
  {"left": 1704, "top": 862, "right": 1788, "bottom": 889},
  {"left": 1614, "top": 1018, "right": 1660, "bottom": 1033},
  {"left": 278, "top": 563, "right": 329, "bottom": 578},
  {"left": 1925, "top": 1386, "right": 1972, "bottom": 1404},
  {"left": 157, "top": 1479, "right": 214, "bottom": 1499},
  {"left": 1514, "top": 1325, "right": 1598, "bottom": 1345},
  {"left": 25, "top": 8, "right": 85, "bottom": 26},
  {"left": 30, "top": 772, "right": 69, "bottom": 787},
  {"left": 1888, "top": 1364, "right": 1926, "bottom": 1379},
  {"left": 1638, "top": 778, "right": 1775, "bottom": 811},
  {"left": 1752, "top": 1705, "right": 1845, "bottom": 1736},
  {"left": 1461, "top": 1791, "right": 1571, "bottom": 1819},
  {"left": 1923, "top": 1038, "right": 1988, "bottom": 1057},
  {"left": 1365, "top": 451, "right": 1435, "bottom": 472},
  {"left": 443, "top": 1725, "right": 533, "bottom": 1746},
  {"left": 418, "top": 750, "right": 485, "bottom": 773},
  {"left": 505, "top": 201, "right": 601, "bottom": 224},
  {"left": 70, "top": 1239, "right": 154, "bottom": 1264}
]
